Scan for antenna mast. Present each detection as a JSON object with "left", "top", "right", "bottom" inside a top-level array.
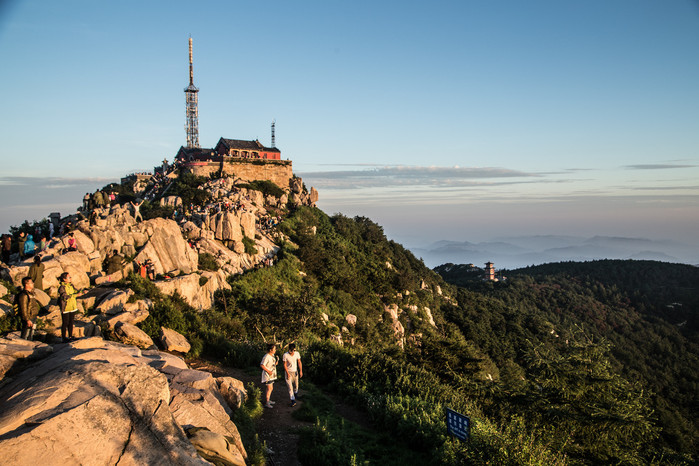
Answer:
[
  {"left": 184, "top": 37, "right": 200, "bottom": 148},
  {"left": 271, "top": 120, "right": 276, "bottom": 148}
]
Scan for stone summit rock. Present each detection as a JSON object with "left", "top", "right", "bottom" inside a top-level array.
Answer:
[
  {"left": 0, "top": 341, "right": 209, "bottom": 466},
  {"left": 0, "top": 338, "right": 248, "bottom": 465},
  {"left": 134, "top": 218, "right": 198, "bottom": 277}
]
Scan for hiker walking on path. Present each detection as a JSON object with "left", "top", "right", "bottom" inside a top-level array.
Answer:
[
  {"left": 260, "top": 343, "right": 278, "bottom": 409},
  {"left": 58, "top": 272, "right": 79, "bottom": 343},
  {"left": 283, "top": 343, "right": 303, "bottom": 407},
  {"left": 17, "top": 277, "right": 39, "bottom": 341}
]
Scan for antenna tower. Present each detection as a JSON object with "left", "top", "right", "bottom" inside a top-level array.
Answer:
[
  {"left": 271, "top": 120, "right": 276, "bottom": 148},
  {"left": 184, "top": 37, "right": 200, "bottom": 148}
]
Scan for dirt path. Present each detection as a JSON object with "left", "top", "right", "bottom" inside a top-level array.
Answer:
[{"left": 188, "top": 359, "right": 310, "bottom": 466}]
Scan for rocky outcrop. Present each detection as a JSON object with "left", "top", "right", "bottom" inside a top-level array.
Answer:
[
  {"left": 0, "top": 337, "right": 248, "bottom": 465},
  {"left": 160, "top": 327, "right": 191, "bottom": 353},
  {"left": 161, "top": 196, "right": 184, "bottom": 208},
  {"left": 207, "top": 211, "right": 246, "bottom": 243},
  {"left": 7, "top": 252, "right": 90, "bottom": 297},
  {"left": 154, "top": 270, "right": 230, "bottom": 311},
  {"left": 114, "top": 321, "right": 155, "bottom": 349},
  {"left": 104, "top": 300, "right": 151, "bottom": 330},
  {"left": 0, "top": 338, "right": 202, "bottom": 464},
  {"left": 0, "top": 300, "right": 11, "bottom": 318},
  {"left": 384, "top": 304, "right": 405, "bottom": 348},
  {"left": 134, "top": 218, "right": 199, "bottom": 277},
  {"left": 187, "top": 427, "right": 245, "bottom": 466},
  {"left": 216, "top": 376, "right": 247, "bottom": 410},
  {"left": 0, "top": 334, "right": 53, "bottom": 378},
  {"left": 95, "top": 288, "right": 134, "bottom": 314}
]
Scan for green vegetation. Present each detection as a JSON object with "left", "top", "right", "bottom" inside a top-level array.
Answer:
[
  {"left": 242, "top": 236, "right": 258, "bottom": 255},
  {"left": 232, "top": 382, "right": 266, "bottom": 466},
  {"left": 140, "top": 200, "right": 174, "bottom": 220},
  {"left": 198, "top": 252, "right": 219, "bottom": 272},
  {"left": 437, "top": 260, "right": 699, "bottom": 463},
  {"left": 238, "top": 180, "right": 285, "bottom": 198},
  {"left": 166, "top": 171, "right": 211, "bottom": 207},
  {"left": 295, "top": 381, "right": 431, "bottom": 466},
  {"left": 95, "top": 201, "right": 696, "bottom": 464}
]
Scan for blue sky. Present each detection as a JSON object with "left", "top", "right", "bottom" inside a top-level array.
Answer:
[{"left": 1, "top": 0, "right": 698, "bottom": 249}]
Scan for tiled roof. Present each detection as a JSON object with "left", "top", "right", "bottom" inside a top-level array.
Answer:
[{"left": 217, "top": 138, "right": 280, "bottom": 152}]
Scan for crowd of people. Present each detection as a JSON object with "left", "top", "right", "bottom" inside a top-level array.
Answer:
[
  {"left": 4, "top": 165, "right": 290, "bottom": 352},
  {"left": 1, "top": 227, "right": 53, "bottom": 264},
  {"left": 13, "top": 257, "right": 79, "bottom": 343}
]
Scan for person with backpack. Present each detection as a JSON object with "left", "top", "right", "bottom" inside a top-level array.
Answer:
[
  {"left": 17, "top": 277, "right": 40, "bottom": 341},
  {"left": 58, "top": 272, "right": 79, "bottom": 343}
]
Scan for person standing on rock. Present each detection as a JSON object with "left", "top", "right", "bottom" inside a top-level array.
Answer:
[
  {"left": 17, "top": 277, "right": 40, "bottom": 340},
  {"left": 28, "top": 255, "right": 45, "bottom": 291},
  {"left": 58, "top": 272, "right": 79, "bottom": 343},
  {"left": 283, "top": 343, "right": 303, "bottom": 407},
  {"left": 106, "top": 249, "right": 124, "bottom": 276},
  {"left": 83, "top": 192, "right": 91, "bottom": 211},
  {"left": 1, "top": 234, "right": 11, "bottom": 263},
  {"left": 130, "top": 199, "right": 144, "bottom": 222},
  {"left": 260, "top": 343, "right": 278, "bottom": 408},
  {"left": 17, "top": 231, "right": 26, "bottom": 261}
]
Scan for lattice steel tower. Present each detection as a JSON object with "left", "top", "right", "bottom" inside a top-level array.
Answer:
[{"left": 184, "top": 37, "right": 200, "bottom": 148}]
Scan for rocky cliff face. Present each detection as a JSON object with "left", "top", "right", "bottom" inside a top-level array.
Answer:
[{"left": 0, "top": 335, "right": 247, "bottom": 465}]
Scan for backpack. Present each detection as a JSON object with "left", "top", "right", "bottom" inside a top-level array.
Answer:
[{"left": 12, "top": 291, "right": 21, "bottom": 316}]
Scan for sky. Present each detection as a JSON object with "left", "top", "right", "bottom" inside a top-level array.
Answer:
[{"left": 1, "top": 0, "right": 698, "bottom": 251}]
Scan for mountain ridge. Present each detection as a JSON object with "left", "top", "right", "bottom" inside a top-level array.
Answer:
[{"left": 410, "top": 234, "right": 699, "bottom": 269}]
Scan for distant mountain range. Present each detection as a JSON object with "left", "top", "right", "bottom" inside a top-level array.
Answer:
[{"left": 409, "top": 235, "right": 699, "bottom": 269}]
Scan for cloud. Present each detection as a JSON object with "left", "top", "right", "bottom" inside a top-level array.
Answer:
[
  {"left": 626, "top": 185, "right": 699, "bottom": 191},
  {"left": 624, "top": 164, "right": 696, "bottom": 170},
  {"left": 0, "top": 176, "right": 116, "bottom": 188},
  {"left": 299, "top": 165, "right": 536, "bottom": 189}
]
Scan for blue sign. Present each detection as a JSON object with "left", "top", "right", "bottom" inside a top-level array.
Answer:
[{"left": 446, "top": 408, "right": 470, "bottom": 441}]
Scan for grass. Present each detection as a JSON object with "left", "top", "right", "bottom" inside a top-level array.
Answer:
[
  {"left": 294, "top": 381, "right": 431, "bottom": 466},
  {"left": 232, "top": 382, "right": 266, "bottom": 466}
]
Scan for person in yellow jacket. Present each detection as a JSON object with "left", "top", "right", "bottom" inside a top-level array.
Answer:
[{"left": 58, "top": 272, "right": 79, "bottom": 342}]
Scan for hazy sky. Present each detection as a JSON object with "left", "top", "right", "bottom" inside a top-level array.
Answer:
[{"left": 1, "top": 0, "right": 698, "bottom": 248}]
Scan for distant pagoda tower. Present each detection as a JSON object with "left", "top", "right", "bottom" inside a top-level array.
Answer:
[
  {"left": 184, "top": 37, "right": 200, "bottom": 149},
  {"left": 484, "top": 262, "right": 495, "bottom": 281}
]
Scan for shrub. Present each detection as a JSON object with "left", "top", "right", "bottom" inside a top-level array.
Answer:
[
  {"left": 198, "top": 253, "right": 219, "bottom": 272},
  {"left": 238, "top": 180, "right": 284, "bottom": 198},
  {"left": 232, "top": 382, "right": 266, "bottom": 466},
  {"left": 140, "top": 201, "right": 174, "bottom": 220},
  {"left": 242, "top": 236, "right": 257, "bottom": 255}
]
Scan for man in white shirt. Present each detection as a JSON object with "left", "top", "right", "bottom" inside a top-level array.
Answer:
[
  {"left": 260, "top": 343, "right": 278, "bottom": 408},
  {"left": 283, "top": 343, "right": 303, "bottom": 407}
]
